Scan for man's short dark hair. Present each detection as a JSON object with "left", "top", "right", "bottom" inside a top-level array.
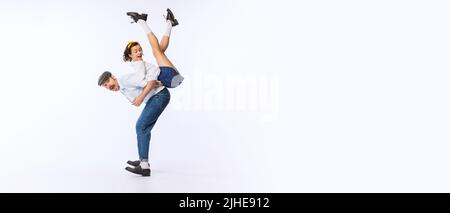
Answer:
[{"left": 98, "top": 71, "right": 112, "bottom": 86}]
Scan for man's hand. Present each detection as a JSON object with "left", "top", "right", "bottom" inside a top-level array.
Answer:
[
  {"left": 132, "top": 95, "right": 144, "bottom": 107},
  {"left": 132, "top": 80, "right": 163, "bottom": 107}
]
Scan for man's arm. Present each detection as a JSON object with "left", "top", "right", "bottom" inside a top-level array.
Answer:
[{"left": 132, "top": 80, "right": 162, "bottom": 106}]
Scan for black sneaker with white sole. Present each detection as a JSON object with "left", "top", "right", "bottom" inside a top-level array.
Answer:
[{"left": 125, "top": 165, "right": 151, "bottom": 177}]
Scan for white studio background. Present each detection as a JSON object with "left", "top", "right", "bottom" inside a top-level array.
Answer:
[{"left": 0, "top": 0, "right": 449, "bottom": 192}]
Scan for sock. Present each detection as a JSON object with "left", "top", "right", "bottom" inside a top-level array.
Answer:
[
  {"left": 137, "top": 19, "right": 152, "bottom": 34},
  {"left": 140, "top": 160, "right": 150, "bottom": 169},
  {"left": 164, "top": 19, "right": 172, "bottom": 37}
]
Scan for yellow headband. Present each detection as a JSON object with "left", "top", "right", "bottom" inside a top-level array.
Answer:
[{"left": 127, "top": 41, "right": 137, "bottom": 49}]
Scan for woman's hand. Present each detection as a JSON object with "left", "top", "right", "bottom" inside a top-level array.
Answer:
[
  {"left": 155, "top": 80, "right": 163, "bottom": 88},
  {"left": 132, "top": 95, "right": 145, "bottom": 107}
]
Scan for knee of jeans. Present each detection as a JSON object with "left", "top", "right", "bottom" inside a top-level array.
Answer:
[{"left": 135, "top": 122, "right": 146, "bottom": 134}]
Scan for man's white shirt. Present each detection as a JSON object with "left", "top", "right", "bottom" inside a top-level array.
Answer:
[{"left": 118, "top": 61, "right": 164, "bottom": 104}]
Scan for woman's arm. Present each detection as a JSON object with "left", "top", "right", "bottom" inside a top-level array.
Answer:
[{"left": 132, "top": 80, "right": 162, "bottom": 106}]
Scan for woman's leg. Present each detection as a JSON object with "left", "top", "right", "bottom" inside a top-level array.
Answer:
[
  {"left": 160, "top": 37, "right": 170, "bottom": 53},
  {"left": 160, "top": 9, "right": 178, "bottom": 53},
  {"left": 145, "top": 31, "right": 177, "bottom": 69},
  {"left": 135, "top": 18, "right": 177, "bottom": 69},
  {"left": 159, "top": 19, "right": 172, "bottom": 53},
  {"left": 150, "top": 30, "right": 184, "bottom": 88}
]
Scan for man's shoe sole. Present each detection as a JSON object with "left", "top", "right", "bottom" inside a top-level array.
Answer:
[{"left": 125, "top": 167, "right": 151, "bottom": 176}]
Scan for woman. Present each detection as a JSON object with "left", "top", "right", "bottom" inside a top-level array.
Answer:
[{"left": 125, "top": 9, "right": 183, "bottom": 89}]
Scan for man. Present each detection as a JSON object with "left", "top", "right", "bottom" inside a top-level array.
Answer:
[{"left": 98, "top": 9, "right": 182, "bottom": 176}]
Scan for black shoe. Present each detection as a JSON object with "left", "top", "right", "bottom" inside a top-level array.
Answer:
[
  {"left": 127, "top": 160, "right": 140, "bottom": 167},
  {"left": 166, "top": 8, "right": 179, "bottom": 27},
  {"left": 125, "top": 165, "right": 151, "bottom": 176},
  {"left": 127, "top": 12, "right": 148, "bottom": 23}
]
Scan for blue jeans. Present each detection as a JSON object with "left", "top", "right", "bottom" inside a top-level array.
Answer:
[{"left": 135, "top": 88, "right": 170, "bottom": 160}]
